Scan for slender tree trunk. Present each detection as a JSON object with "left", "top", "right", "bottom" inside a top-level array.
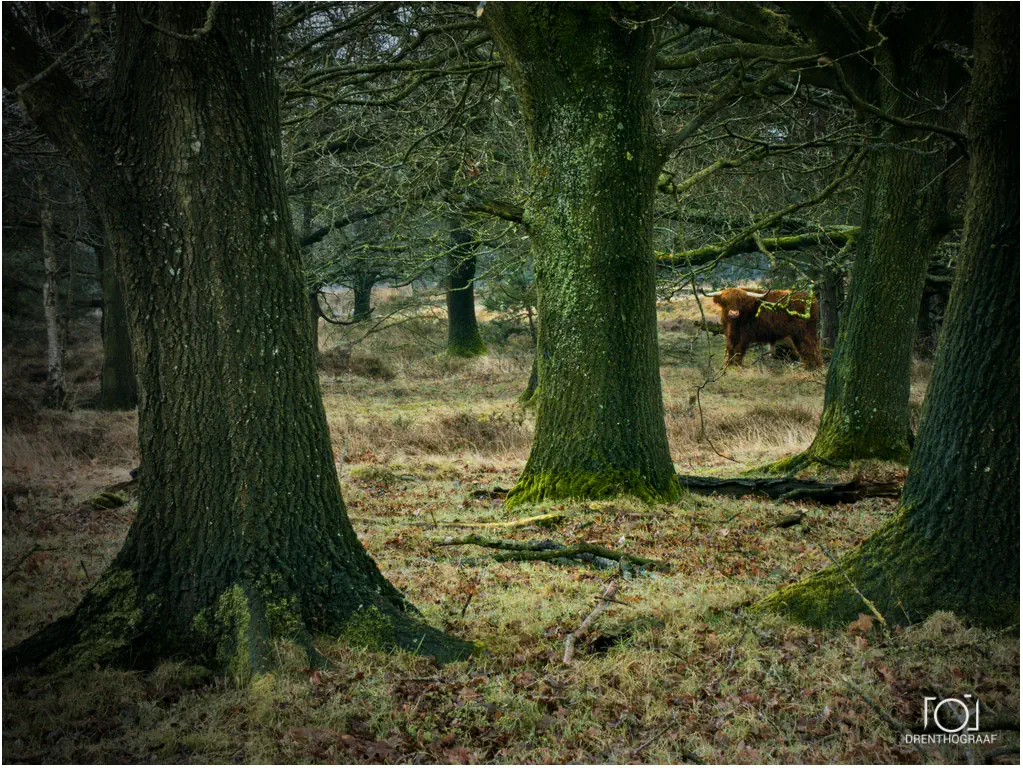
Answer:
[
  {"left": 351, "top": 273, "right": 375, "bottom": 321},
  {"left": 4, "top": 3, "right": 467, "bottom": 677},
  {"left": 773, "top": 17, "right": 958, "bottom": 470},
  {"left": 484, "top": 5, "right": 680, "bottom": 506},
  {"left": 97, "top": 238, "right": 137, "bottom": 410},
  {"left": 760, "top": 3, "right": 1019, "bottom": 628},
  {"left": 446, "top": 227, "right": 487, "bottom": 357},
  {"left": 817, "top": 264, "right": 842, "bottom": 352},
  {"left": 39, "top": 174, "right": 67, "bottom": 410}
]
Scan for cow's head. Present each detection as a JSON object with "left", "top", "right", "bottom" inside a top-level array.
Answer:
[{"left": 706, "top": 288, "right": 766, "bottom": 320}]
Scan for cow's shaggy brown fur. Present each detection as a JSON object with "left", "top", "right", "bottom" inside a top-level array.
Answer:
[{"left": 712, "top": 288, "right": 823, "bottom": 369}]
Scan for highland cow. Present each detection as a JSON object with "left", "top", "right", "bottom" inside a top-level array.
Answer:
[{"left": 708, "top": 288, "right": 823, "bottom": 369}]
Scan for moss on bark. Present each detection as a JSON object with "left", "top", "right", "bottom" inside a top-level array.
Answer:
[
  {"left": 506, "top": 470, "right": 682, "bottom": 508},
  {"left": 760, "top": 3, "right": 1018, "bottom": 630},
  {"left": 484, "top": 5, "right": 677, "bottom": 505},
  {"left": 2, "top": 4, "right": 472, "bottom": 681},
  {"left": 768, "top": 7, "right": 965, "bottom": 470}
]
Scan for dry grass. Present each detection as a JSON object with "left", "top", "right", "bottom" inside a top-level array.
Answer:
[{"left": 3, "top": 296, "right": 1016, "bottom": 765}]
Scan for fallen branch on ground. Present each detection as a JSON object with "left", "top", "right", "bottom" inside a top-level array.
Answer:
[
  {"left": 564, "top": 581, "right": 617, "bottom": 664},
  {"left": 678, "top": 475, "right": 900, "bottom": 505},
  {"left": 435, "top": 534, "right": 670, "bottom": 571},
  {"left": 439, "top": 512, "right": 567, "bottom": 530}
]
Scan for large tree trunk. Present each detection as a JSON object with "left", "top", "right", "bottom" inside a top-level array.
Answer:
[
  {"left": 97, "top": 238, "right": 137, "bottom": 410},
  {"left": 4, "top": 3, "right": 468, "bottom": 677},
  {"left": 484, "top": 5, "right": 680, "bottom": 507},
  {"left": 445, "top": 227, "right": 487, "bottom": 357},
  {"left": 770, "top": 7, "right": 965, "bottom": 470},
  {"left": 760, "top": 3, "right": 1019, "bottom": 628},
  {"left": 39, "top": 173, "right": 67, "bottom": 410}
]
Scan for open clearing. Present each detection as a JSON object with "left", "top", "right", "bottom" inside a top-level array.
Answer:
[{"left": 3, "top": 296, "right": 1017, "bottom": 764}]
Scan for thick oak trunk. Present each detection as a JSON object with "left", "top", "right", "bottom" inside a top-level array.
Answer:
[
  {"left": 4, "top": 3, "right": 468, "bottom": 677},
  {"left": 446, "top": 228, "right": 487, "bottom": 357},
  {"left": 484, "top": 4, "right": 679, "bottom": 506},
  {"left": 761, "top": 3, "right": 1019, "bottom": 628}
]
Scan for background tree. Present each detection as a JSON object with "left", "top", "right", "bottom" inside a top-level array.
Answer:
[
  {"left": 760, "top": 1, "right": 1019, "bottom": 628},
  {"left": 3, "top": 1, "right": 468, "bottom": 677},
  {"left": 766, "top": 2, "right": 971, "bottom": 469}
]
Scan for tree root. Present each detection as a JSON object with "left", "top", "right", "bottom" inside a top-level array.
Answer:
[{"left": 435, "top": 534, "right": 670, "bottom": 571}]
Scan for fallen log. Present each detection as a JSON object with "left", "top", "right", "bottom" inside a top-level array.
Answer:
[
  {"left": 677, "top": 475, "right": 901, "bottom": 505},
  {"left": 435, "top": 534, "right": 670, "bottom": 571}
]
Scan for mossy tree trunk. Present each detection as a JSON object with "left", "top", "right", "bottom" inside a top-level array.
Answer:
[
  {"left": 760, "top": 2, "right": 1019, "bottom": 629},
  {"left": 484, "top": 4, "right": 679, "bottom": 506},
  {"left": 773, "top": 7, "right": 966, "bottom": 470},
  {"left": 3, "top": 3, "right": 469, "bottom": 678},
  {"left": 446, "top": 227, "right": 487, "bottom": 357},
  {"left": 97, "top": 238, "right": 137, "bottom": 410}
]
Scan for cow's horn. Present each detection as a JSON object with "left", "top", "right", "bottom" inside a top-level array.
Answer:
[
  {"left": 702, "top": 290, "right": 723, "bottom": 297},
  {"left": 745, "top": 290, "right": 768, "bottom": 299}
]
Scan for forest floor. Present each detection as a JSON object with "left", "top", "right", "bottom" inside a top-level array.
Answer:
[{"left": 2, "top": 294, "right": 1019, "bottom": 764}]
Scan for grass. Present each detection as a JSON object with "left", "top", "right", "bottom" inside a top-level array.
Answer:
[{"left": 3, "top": 293, "right": 1017, "bottom": 764}]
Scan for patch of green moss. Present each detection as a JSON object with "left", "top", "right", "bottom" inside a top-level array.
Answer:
[
  {"left": 349, "top": 465, "right": 399, "bottom": 486},
  {"left": 149, "top": 662, "right": 214, "bottom": 693},
  {"left": 506, "top": 470, "right": 682, "bottom": 508},
  {"left": 339, "top": 605, "right": 395, "bottom": 652},
  {"left": 51, "top": 569, "right": 142, "bottom": 671},
  {"left": 446, "top": 337, "right": 488, "bottom": 358},
  {"left": 213, "top": 585, "right": 253, "bottom": 685}
]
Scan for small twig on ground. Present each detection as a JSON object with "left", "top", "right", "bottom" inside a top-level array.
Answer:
[
  {"left": 630, "top": 717, "right": 679, "bottom": 757},
  {"left": 564, "top": 581, "right": 618, "bottom": 665},
  {"left": 710, "top": 628, "right": 749, "bottom": 691},
  {"left": 3, "top": 545, "right": 56, "bottom": 579},
  {"left": 819, "top": 544, "right": 887, "bottom": 627},
  {"left": 841, "top": 676, "right": 928, "bottom": 759},
  {"left": 79, "top": 559, "right": 90, "bottom": 582}
]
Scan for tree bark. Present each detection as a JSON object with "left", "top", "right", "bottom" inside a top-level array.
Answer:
[
  {"left": 817, "top": 263, "right": 842, "bottom": 352},
  {"left": 446, "top": 227, "right": 487, "bottom": 357},
  {"left": 350, "top": 272, "right": 375, "bottom": 321},
  {"left": 760, "top": 3, "right": 1019, "bottom": 628},
  {"left": 97, "top": 237, "right": 138, "bottom": 410},
  {"left": 38, "top": 173, "right": 67, "bottom": 410},
  {"left": 519, "top": 354, "right": 538, "bottom": 405},
  {"left": 3, "top": 3, "right": 468, "bottom": 677},
  {"left": 484, "top": 4, "right": 680, "bottom": 506},
  {"left": 306, "top": 290, "right": 319, "bottom": 353},
  {"left": 772, "top": 7, "right": 965, "bottom": 469}
]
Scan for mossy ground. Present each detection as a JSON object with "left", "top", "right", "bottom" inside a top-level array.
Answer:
[{"left": 3, "top": 294, "right": 1015, "bottom": 764}]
